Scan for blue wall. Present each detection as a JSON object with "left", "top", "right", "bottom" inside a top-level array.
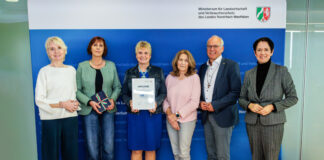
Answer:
[{"left": 30, "top": 29, "right": 285, "bottom": 160}]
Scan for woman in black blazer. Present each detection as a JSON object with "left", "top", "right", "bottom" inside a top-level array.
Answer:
[{"left": 239, "top": 37, "right": 298, "bottom": 160}]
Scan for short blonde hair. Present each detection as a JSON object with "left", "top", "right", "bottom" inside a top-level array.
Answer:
[
  {"left": 135, "top": 41, "right": 152, "bottom": 55},
  {"left": 45, "top": 36, "right": 67, "bottom": 55},
  {"left": 170, "top": 50, "right": 197, "bottom": 77}
]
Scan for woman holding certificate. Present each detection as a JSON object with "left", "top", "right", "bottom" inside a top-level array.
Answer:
[
  {"left": 163, "top": 50, "right": 201, "bottom": 160},
  {"left": 239, "top": 37, "right": 298, "bottom": 160},
  {"left": 122, "top": 41, "right": 167, "bottom": 160},
  {"left": 35, "top": 37, "right": 79, "bottom": 160},
  {"left": 76, "top": 36, "right": 121, "bottom": 160}
]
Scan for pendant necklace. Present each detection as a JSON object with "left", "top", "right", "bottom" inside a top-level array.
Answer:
[
  {"left": 90, "top": 60, "right": 104, "bottom": 68},
  {"left": 207, "top": 66, "right": 217, "bottom": 88}
]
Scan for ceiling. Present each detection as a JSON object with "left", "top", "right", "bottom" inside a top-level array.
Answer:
[{"left": 0, "top": 0, "right": 27, "bottom": 23}]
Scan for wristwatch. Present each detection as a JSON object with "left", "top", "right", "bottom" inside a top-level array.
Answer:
[{"left": 175, "top": 112, "right": 180, "bottom": 119}]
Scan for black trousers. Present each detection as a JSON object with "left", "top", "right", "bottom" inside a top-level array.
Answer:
[{"left": 41, "top": 117, "right": 78, "bottom": 160}]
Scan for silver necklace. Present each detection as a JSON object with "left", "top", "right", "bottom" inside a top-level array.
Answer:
[{"left": 90, "top": 60, "right": 104, "bottom": 68}]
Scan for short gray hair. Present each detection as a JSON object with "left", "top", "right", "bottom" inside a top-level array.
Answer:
[{"left": 207, "top": 35, "right": 224, "bottom": 46}]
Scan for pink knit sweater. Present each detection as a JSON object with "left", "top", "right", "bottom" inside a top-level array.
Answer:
[{"left": 163, "top": 74, "right": 201, "bottom": 123}]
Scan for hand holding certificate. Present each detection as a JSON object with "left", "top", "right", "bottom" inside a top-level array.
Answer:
[{"left": 132, "top": 78, "right": 155, "bottom": 110}]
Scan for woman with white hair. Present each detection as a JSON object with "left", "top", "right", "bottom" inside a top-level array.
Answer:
[{"left": 35, "top": 36, "right": 79, "bottom": 160}]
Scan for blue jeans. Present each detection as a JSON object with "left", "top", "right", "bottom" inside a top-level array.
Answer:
[{"left": 83, "top": 110, "right": 115, "bottom": 160}]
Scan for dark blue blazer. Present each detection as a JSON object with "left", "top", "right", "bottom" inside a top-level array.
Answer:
[{"left": 199, "top": 58, "right": 241, "bottom": 127}]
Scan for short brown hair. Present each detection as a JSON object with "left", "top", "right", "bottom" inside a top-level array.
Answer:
[
  {"left": 170, "top": 50, "right": 197, "bottom": 77},
  {"left": 87, "top": 36, "right": 108, "bottom": 57}
]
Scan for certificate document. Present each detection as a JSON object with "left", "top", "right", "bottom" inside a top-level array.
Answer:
[{"left": 132, "top": 78, "right": 155, "bottom": 110}]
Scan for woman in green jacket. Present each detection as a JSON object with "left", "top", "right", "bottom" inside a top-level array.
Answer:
[{"left": 76, "top": 36, "right": 121, "bottom": 160}]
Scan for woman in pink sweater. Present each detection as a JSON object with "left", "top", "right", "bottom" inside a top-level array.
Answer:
[{"left": 163, "top": 50, "right": 201, "bottom": 160}]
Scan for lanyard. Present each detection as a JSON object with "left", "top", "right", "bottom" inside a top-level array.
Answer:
[{"left": 138, "top": 66, "right": 148, "bottom": 78}]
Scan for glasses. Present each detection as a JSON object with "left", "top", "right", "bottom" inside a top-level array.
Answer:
[{"left": 207, "top": 45, "right": 222, "bottom": 49}]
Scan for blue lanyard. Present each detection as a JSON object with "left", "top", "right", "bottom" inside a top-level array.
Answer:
[{"left": 138, "top": 66, "right": 148, "bottom": 78}]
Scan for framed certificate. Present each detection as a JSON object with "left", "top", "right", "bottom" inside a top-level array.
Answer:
[{"left": 132, "top": 78, "right": 155, "bottom": 110}]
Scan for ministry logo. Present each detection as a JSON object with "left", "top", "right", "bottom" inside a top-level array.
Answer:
[{"left": 256, "top": 7, "right": 270, "bottom": 22}]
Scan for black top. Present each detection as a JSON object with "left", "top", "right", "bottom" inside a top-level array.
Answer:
[
  {"left": 95, "top": 69, "right": 103, "bottom": 93},
  {"left": 87, "top": 69, "right": 103, "bottom": 106},
  {"left": 256, "top": 59, "right": 271, "bottom": 97}
]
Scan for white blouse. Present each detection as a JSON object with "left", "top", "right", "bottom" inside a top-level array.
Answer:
[{"left": 35, "top": 65, "right": 78, "bottom": 120}]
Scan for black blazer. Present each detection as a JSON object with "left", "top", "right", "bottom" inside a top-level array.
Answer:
[
  {"left": 199, "top": 58, "right": 241, "bottom": 127},
  {"left": 122, "top": 65, "right": 167, "bottom": 114}
]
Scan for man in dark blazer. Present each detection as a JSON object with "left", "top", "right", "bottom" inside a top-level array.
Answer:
[{"left": 199, "top": 35, "right": 241, "bottom": 160}]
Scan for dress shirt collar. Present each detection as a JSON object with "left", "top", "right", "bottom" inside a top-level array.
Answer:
[{"left": 207, "top": 55, "right": 222, "bottom": 67}]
